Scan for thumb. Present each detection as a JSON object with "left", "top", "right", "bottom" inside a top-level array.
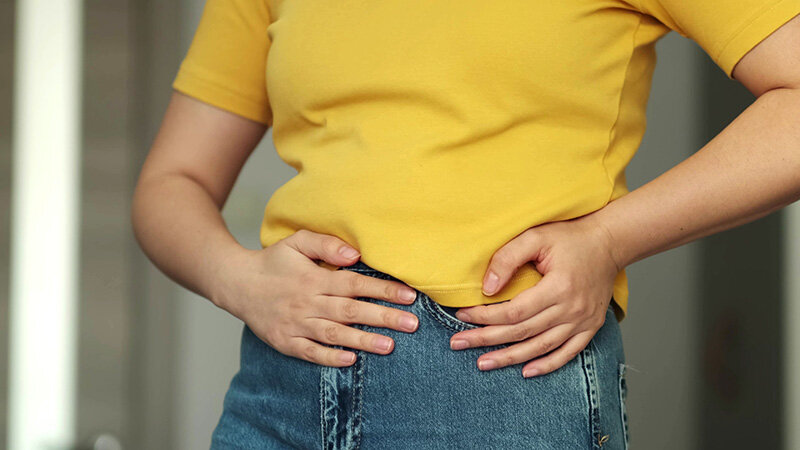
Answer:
[
  {"left": 284, "top": 229, "right": 360, "bottom": 266},
  {"left": 483, "top": 230, "right": 543, "bottom": 296}
]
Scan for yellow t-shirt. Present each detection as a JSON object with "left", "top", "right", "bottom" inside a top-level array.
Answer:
[{"left": 172, "top": 0, "right": 800, "bottom": 323}]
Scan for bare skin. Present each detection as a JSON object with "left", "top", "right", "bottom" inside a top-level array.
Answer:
[
  {"left": 131, "top": 91, "right": 420, "bottom": 368},
  {"left": 450, "top": 13, "right": 800, "bottom": 378}
]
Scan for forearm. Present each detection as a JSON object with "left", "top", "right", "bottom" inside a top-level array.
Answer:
[
  {"left": 587, "top": 87, "right": 800, "bottom": 270},
  {"left": 131, "top": 173, "right": 250, "bottom": 306}
]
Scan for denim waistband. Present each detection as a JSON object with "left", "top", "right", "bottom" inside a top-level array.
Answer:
[
  {"left": 341, "top": 260, "right": 616, "bottom": 316},
  {"left": 339, "top": 260, "right": 381, "bottom": 274},
  {"left": 337, "top": 260, "right": 410, "bottom": 285}
]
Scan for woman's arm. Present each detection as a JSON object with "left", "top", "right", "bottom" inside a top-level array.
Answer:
[
  {"left": 131, "top": 90, "right": 422, "bottom": 367},
  {"left": 586, "top": 13, "right": 800, "bottom": 271},
  {"left": 448, "top": 14, "right": 800, "bottom": 378},
  {"left": 131, "top": 91, "right": 267, "bottom": 303}
]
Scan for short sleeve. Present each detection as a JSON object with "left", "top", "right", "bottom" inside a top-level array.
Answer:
[
  {"left": 630, "top": 0, "right": 800, "bottom": 79},
  {"left": 172, "top": 0, "right": 273, "bottom": 125}
]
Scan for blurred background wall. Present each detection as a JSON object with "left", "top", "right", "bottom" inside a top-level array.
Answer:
[
  {"left": 1, "top": 0, "right": 797, "bottom": 449},
  {"left": 1, "top": 0, "right": 14, "bottom": 446}
]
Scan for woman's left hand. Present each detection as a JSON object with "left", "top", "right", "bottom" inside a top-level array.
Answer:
[{"left": 449, "top": 214, "right": 621, "bottom": 378}]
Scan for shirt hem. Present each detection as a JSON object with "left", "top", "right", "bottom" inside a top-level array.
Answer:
[
  {"left": 172, "top": 63, "right": 273, "bottom": 126},
  {"left": 319, "top": 260, "right": 629, "bottom": 322}
]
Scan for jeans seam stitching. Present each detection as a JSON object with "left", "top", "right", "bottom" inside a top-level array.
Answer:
[
  {"left": 581, "top": 342, "right": 602, "bottom": 448},
  {"left": 320, "top": 367, "right": 331, "bottom": 450},
  {"left": 351, "top": 351, "right": 365, "bottom": 449}
]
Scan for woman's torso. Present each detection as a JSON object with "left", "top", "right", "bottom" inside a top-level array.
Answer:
[{"left": 260, "top": 0, "right": 672, "bottom": 321}]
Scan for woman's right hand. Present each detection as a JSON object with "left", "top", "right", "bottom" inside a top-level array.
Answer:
[{"left": 211, "top": 229, "right": 420, "bottom": 367}]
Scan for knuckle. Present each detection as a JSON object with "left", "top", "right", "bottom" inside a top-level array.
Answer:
[
  {"left": 505, "top": 304, "right": 524, "bottom": 323},
  {"left": 511, "top": 324, "right": 531, "bottom": 342},
  {"left": 324, "top": 325, "right": 339, "bottom": 343},
  {"left": 272, "top": 336, "right": 286, "bottom": 352},
  {"left": 465, "top": 308, "right": 480, "bottom": 323},
  {"left": 553, "top": 276, "right": 574, "bottom": 297},
  {"left": 521, "top": 229, "right": 539, "bottom": 245},
  {"left": 472, "top": 333, "right": 488, "bottom": 347},
  {"left": 492, "top": 249, "right": 514, "bottom": 270},
  {"left": 263, "top": 327, "right": 279, "bottom": 347},
  {"left": 382, "top": 282, "right": 395, "bottom": 299},
  {"left": 323, "top": 236, "right": 341, "bottom": 256},
  {"left": 342, "top": 300, "right": 360, "bottom": 320},
  {"left": 537, "top": 339, "right": 555, "bottom": 355},
  {"left": 562, "top": 281, "right": 576, "bottom": 297},
  {"left": 471, "top": 305, "right": 488, "bottom": 322},
  {"left": 543, "top": 314, "right": 559, "bottom": 330},
  {"left": 594, "top": 314, "right": 606, "bottom": 329},
  {"left": 294, "top": 228, "right": 311, "bottom": 240},
  {"left": 347, "top": 272, "right": 367, "bottom": 292},
  {"left": 359, "top": 332, "right": 374, "bottom": 349},
  {"left": 302, "top": 343, "right": 318, "bottom": 362},
  {"left": 381, "top": 309, "right": 394, "bottom": 328},
  {"left": 275, "top": 315, "right": 292, "bottom": 330},
  {"left": 503, "top": 353, "right": 516, "bottom": 367},
  {"left": 299, "top": 270, "right": 320, "bottom": 288},
  {"left": 569, "top": 302, "right": 587, "bottom": 318},
  {"left": 288, "top": 297, "right": 304, "bottom": 312}
]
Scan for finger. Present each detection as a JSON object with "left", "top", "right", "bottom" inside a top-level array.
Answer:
[
  {"left": 475, "top": 323, "right": 574, "bottom": 371},
  {"left": 323, "top": 269, "right": 418, "bottom": 305},
  {"left": 283, "top": 229, "right": 361, "bottom": 266},
  {"left": 482, "top": 229, "right": 543, "bottom": 296},
  {"left": 457, "top": 276, "right": 558, "bottom": 325},
  {"left": 521, "top": 330, "right": 596, "bottom": 377},
  {"left": 301, "top": 317, "right": 398, "bottom": 355},
  {"left": 450, "top": 304, "right": 565, "bottom": 349},
  {"left": 284, "top": 335, "right": 358, "bottom": 367},
  {"left": 312, "top": 295, "right": 419, "bottom": 332}
]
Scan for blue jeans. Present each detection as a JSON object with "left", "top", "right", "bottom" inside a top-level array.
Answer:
[{"left": 211, "top": 260, "right": 629, "bottom": 449}]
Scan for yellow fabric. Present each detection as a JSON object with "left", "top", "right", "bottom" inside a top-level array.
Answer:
[
  {"left": 172, "top": 0, "right": 800, "bottom": 323},
  {"left": 632, "top": 0, "right": 800, "bottom": 78},
  {"left": 172, "top": 0, "right": 273, "bottom": 125}
]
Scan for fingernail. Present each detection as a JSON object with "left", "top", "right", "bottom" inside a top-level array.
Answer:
[
  {"left": 455, "top": 310, "right": 471, "bottom": 322},
  {"left": 339, "top": 352, "right": 356, "bottom": 364},
  {"left": 483, "top": 271, "right": 499, "bottom": 295},
  {"left": 376, "top": 337, "right": 393, "bottom": 351},
  {"left": 523, "top": 368, "right": 540, "bottom": 378},
  {"left": 478, "top": 359, "right": 497, "bottom": 371},
  {"left": 400, "top": 288, "right": 417, "bottom": 302},
  {"left": 339, "top": 247, "right": 359, "bottom": 258},
  {"left": 400, "top": 315, "right": 418, "bottom": 331},
  {"left": 450, "top": 339, "right": 468, "bottom": 350}
]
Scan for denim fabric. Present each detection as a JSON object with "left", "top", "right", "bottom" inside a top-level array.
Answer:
[{"left": 211, "top": 260, "right": 629, "bottom": 449}]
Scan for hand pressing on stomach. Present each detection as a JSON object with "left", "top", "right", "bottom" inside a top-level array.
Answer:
[
  {"left": 212, "top": 229, "right": 420, "bottom": 367},
  {"left": 449, "top": 215, "right": 620, "bottom": 378}
]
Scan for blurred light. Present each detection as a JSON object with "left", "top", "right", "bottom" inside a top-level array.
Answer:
[
  {"left": 8, "top": 0, "right": 84, "bottom": 448},
  {"left": 90, "top": 434, "right": 123, "bottom": 450}
]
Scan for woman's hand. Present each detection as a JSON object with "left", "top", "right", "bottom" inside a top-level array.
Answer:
[
  {"left": 449, "top": 214, "right": 621, "bottom": 378},
  {"left": 212, "top": 229, "right": 420, "bottom": 367}
]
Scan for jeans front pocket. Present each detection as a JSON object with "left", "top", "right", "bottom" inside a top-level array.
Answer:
[{"left": 420, "top": 293, "right": 486, "bottom": 332}]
